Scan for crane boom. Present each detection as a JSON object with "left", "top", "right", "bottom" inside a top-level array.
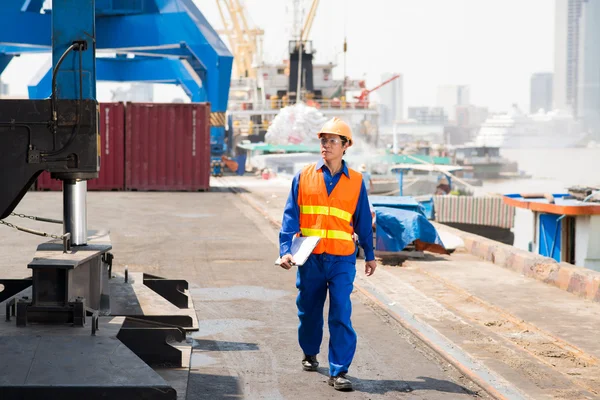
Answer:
[
  {"left": 215, "top": 0, "right": 264, "bottom": 78},
  {"left": 355, "top": 74, "right": 401, "bottom": 106},
  {"left": 301, "top": 0, "right": 320, "bottom": 43},
  {"left": 364, "top": 74, "right": 400, "bottom": 96}
]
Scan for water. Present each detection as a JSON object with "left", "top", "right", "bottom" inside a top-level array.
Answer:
[
  {"left": 473, "top": 148, "right": 600, "bottom": 251},
  {"left": 502, "top": 148, "right": 600, "bottom": 188}
]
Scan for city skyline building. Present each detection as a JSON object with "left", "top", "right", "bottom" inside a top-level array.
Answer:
[
  {"left": 377, "top": 72, "right": 404, "bottom": 126},
  {"left": 530, "top": 72, "right": 553, "bottom": 113},
  {"left": 436, "top": 84, "right": 470, "bottom": 121}
]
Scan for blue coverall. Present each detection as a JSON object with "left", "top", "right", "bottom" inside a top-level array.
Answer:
[{"left": 280, "top": 159, "right": 375, "bottom": 377}]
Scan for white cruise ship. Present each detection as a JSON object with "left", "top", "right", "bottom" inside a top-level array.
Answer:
[{"left": 475, "top": 106, "right": 587, "bottom": 149}]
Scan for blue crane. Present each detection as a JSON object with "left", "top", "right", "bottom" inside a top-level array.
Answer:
[{"left": 0, "top": 0, "right": 233, "bottom": 174}]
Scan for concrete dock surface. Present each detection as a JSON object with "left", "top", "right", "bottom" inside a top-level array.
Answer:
[
  {"left": 0, "top": 176, "right": 598, "bottom": 399},
  {"left": 215, "top": 175, "right": 600, "bottom": 400}
]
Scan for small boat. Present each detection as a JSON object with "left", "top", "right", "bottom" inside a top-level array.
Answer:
[
  {"left": 503, "top": 192, "right": 600, "bottom": 270},
  {"left": 379, "top": 164, "right": 475, "bottom": 196},
  {"left": 371, "top": 163, "right": 517, "bottom": 246},
  {"left": 451, "top": 144, "right": 520, "bottom": 180}
]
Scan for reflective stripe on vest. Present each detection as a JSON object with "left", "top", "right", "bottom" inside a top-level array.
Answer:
[
  {"left": 299, "top": 205, "right": 353, "bottom": 222},
  {"left": 298, "top": 163, "right": 362, "bottom": 256},
  {"left": 300, "top": 228, "right": 354, "bottom": 241}
]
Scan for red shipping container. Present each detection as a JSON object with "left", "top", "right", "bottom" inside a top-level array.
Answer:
[
  {"left": 37, "top": 102, "right": 126, "bottom": 191},
  {"left": 125, "top": 102, "right": 211, "bottom": 191}
]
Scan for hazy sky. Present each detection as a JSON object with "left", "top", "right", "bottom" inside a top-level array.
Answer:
[{"left": 1, "top": 0, "right": 555, "bottom": 112}]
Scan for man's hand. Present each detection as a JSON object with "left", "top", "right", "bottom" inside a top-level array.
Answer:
[
  {"left": 279, "top": 254, "right": 295, "bottom": 270},
  {"left": 365, "top": 260, "right": 377, "bottom": 276}
]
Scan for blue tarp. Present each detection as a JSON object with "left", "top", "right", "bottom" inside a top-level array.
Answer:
[
  {"left": 369, "top": 196, "right": 426, "bottom": 216},
  {"left": 369, "top": 195, "right": 436, "bottom": 220},
  {"left": 375, "top": 206, "right": 446, "bottom": 253}
]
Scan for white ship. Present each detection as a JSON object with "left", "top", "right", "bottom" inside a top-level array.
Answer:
[{"left": 475, "top": 106, "right": 587, "bottom": 149}]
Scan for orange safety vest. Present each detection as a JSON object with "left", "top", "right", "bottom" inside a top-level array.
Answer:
[{"left": 298, "top": 163, "right": 362, "bottom": 256}]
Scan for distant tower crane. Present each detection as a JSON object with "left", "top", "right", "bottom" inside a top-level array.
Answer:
[{"left": 215, "top": 0, "right": 264, "bottom": 78}]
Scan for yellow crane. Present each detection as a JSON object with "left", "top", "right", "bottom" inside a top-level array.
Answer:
[
  {"left": 300, "top": 0, "right": 319, "bottom": 44},
  {"left": 215, "top": 0, "right": 264, "bottom": 79}
]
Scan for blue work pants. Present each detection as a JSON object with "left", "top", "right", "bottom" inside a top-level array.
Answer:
[{"left": 296, "top": 253, "right": 357, "bottom": 377}]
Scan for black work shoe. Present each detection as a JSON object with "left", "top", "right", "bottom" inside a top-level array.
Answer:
[
  {"left": 328, "top": 373, "right": 353, "bottom": 391},
  {"left": 302, "top": 355, "right": 319, "bottom": 371}
]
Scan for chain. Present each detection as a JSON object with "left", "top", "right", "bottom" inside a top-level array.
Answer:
[
  {"left": 0, "top": 218, "right": 63, "bottom": 240},
  {"left": 10, "top": 212, "right": 62, "bottom": 225}
]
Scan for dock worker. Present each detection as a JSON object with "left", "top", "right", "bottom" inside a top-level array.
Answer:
[
  {"left": 359, "top": 164, "right": 373, "bottom": 194},
  {"left": 278, "top": 117, "right": 377, "bottom": 391},
  {"left": 435, "top": 176, "right": 451, "bottom": 195}
]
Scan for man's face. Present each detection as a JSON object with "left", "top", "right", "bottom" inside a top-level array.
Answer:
[{"left": 320, "top": 133, "right": 349, "bottom": 162}]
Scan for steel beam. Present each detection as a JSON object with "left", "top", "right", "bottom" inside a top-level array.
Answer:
[
  {"left": 0, "top": 12, "right": 50, "bottom": 48},
  {"left": 29, "top": 57, "right": 204, "bottom": 101},
  {"left": 52, "top": 0, "right": 96, "bottom": 100},
  {"left": 187, "top": 44, "right": 231, "bottom": 155},
  {"left": 96, "top": 13, "right": 192, "bottom": 49},
  {"left": 0, "top": 3, "right": 232, "bottom": 109},
  {"left": 107, "top": 46, "right": 190, "bottom": 58},
  {"left": 117, "top": 317, "right": 186, "bottom": 367},
  {"left": 23, "top": 0, "right": 45, "bottom": 12},
  {"left": 0, "top": 0, "right": 44, "bottom": 12},
  {"left": 53, "top": 0, "right": 97, "bottom": 245},
  {"left": 0, "top": 54, "right": 12, "bottom": 76},
  {"left": 96, "top": 11, "right": 231, "bottom": 110},
  {"left": 95, "top": 0, "right": 158, "bottom": 15},
  {"left": 143, "top": 274, "right": 189, "bottom": 309},
  {"left": 0, "top": 46, "right": 46, "bottom": 55}
]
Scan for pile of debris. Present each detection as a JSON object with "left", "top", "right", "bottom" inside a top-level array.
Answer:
[{"left": 265, "top": 102, "right": 327, "bottom": 145}]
